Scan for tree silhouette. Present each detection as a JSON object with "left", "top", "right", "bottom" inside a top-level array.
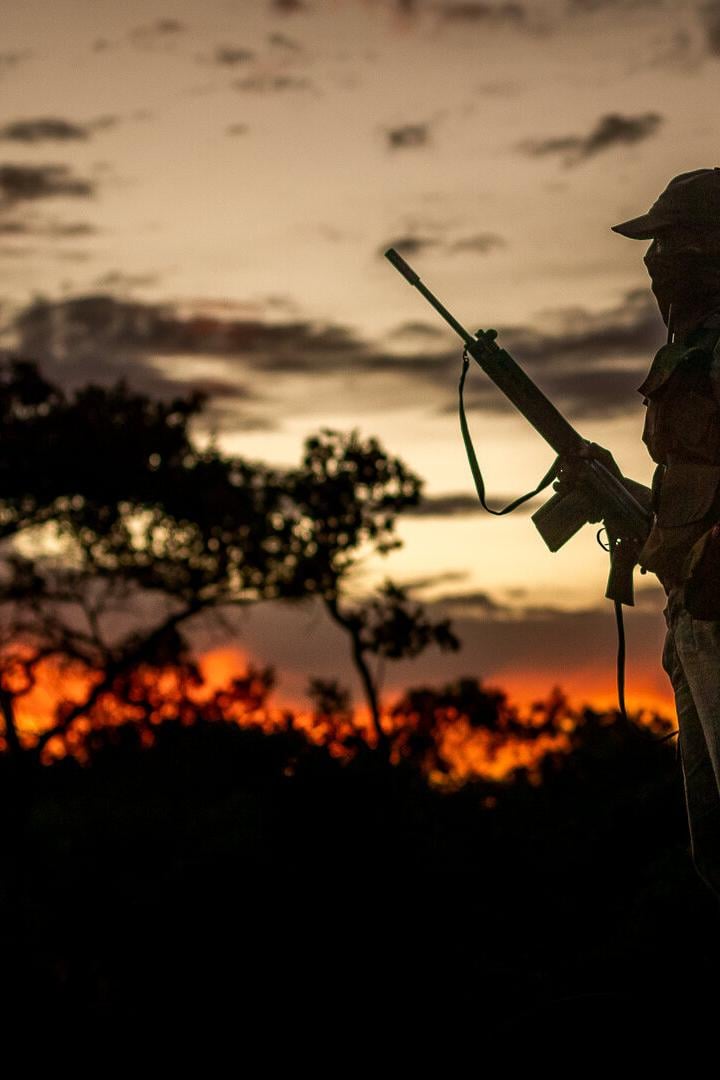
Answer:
[
  {"left": 0, "top": 365, "right": 460, "bottom": 767},
  {"left": 287, "top": 429, "right": 460, "bottom": 751}
]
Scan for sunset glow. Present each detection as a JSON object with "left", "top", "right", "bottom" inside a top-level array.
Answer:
[{"left": 1, "top": 0, "right": 710, "bottom": 727}]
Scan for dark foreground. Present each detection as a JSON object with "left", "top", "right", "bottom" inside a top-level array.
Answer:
[{"left": 2, "top": 714, "right": 718, "bottom": 1052}]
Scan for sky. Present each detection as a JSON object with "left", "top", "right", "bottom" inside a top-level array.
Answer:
[{"left": 2, "top": 0, "right": 719, "bottom": 715}]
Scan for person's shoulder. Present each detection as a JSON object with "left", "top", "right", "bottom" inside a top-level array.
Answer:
[{"left": 636, "top": 341, "right": 697, "bottom": 399}]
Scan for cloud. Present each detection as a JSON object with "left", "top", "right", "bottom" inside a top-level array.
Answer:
[
  {"left": 213, "top": 46, "right": 256, "bottom": 66},
  {"left": 407, "top": 492, "right": 541, "bottom": 516},
  {"left": 398, "top": 570, "right": 470, "bottom": 592},
  {"left": 0, "top": 219, "right": 96, "bottom": 238},
  {"left": 129, "top": 19, "right": 186, "bottom": 47},
  {"left": 431, "top": 589, "right": 512, "bottom": 614},
  {"left": 0, "top": 51, "right": 31, "bottom": 72},
  {"left": 11, "top": 293, "right": 366, "bottom": 417},
  {"left": 268, "top": 33, "right": 303, "bottom": 49},
  {"left": 94, "top": 270, "right": 160, "bottom": 290},
  {"left": 388, "top": 321, "right": 446, "bottom": 340},
  {"left": 454, "top": 288, "right": 665, "bottom": 419},
  {"left": 379, "top": 235, "right": 440, "bottom": 258},
  {"left": 49, "top": 221, "right": 97, "bottom": 238},
  {"left": 498, "top": 288, "right": 661, "bottom": 366},
  {"left": 0, "top": 118, "right": 89, "bottom": 143},
  {"left": 270, "top": 0, "right": 307, "bottom": 12},
  {"left": 381, "top": 232, "right": 506, "bottom": 259},
  {"left": 386, "top": 123, "right": 430, "bottom": 149},
  {"left": 438, "top": 2, "right": 527, "bottom": 22},
  {"left": 450, "top": 233, "right": 506, "bottom": 254},
  {"left": 0, "top": 165, "right": 94, "bottom": 208},
  {"left": 0, "top": 221, "right": 27, "bottom": 235},
  {"left": 10, "top": 284, "right": 664, "bottom": 429},
  {"left": 234, "top": 74, "right": 313, "bottom": 92},
  {"left": 520, "top": 112, "right": 662, "bottom": 166},
  {"left": 9, "top": 295, "right": 274, "bottom": 431},
  {"left": 699, "top": 1, "right": 720, "bottom": 55},
  {"left": 226, "top": 124, "right": 249, "bottom": 136},
  {"left": 568, "top": 0, "right": 668, "bottom": 9}
]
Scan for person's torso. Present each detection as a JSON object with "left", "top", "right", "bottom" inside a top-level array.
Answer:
[{"left": 636, "top": 327, "right": 720, "bottom": 589}]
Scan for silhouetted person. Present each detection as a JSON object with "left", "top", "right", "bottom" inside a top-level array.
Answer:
[{"left": 610, "top": 169, "right": 720, "bottom": 900}]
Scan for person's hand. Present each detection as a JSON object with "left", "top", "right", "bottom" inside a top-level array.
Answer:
[
  {"left": 553, "top": 442, "right": 623, "bottom": 523},
  {"left": 553, "top": 441, "right": 622, "bottom": 493}
]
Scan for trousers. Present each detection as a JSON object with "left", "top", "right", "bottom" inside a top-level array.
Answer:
[{"left": 662, "top": 586, "right": 720, "bottom": 900}]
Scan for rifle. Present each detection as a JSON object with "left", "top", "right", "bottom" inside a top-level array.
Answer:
[{"left": 384, "top": 247, "right": 653, "bottom": 607}]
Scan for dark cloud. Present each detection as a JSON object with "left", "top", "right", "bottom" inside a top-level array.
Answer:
[
  {"left": 568, "top": 0, "right": 666, "bottom": 10},
  {"left": 11, "top": 285, "right": 664, "bottom": 426},
  {"left": 407, "top": 492, "right": 541, "bottom": 516},
  {"left": 226, "top": 124, "right": 249, "bottom": 136},
  {"left": 0, "top": 118, "right": 89, "bottom": 143},
  {"left": 386, "top": 123, "right": 430, "bottom": 149},
  {"left": 0, "top": 165, "right": 94, "bottom": 208},
  {"left": 381, "top": 232, "right": 506, "bottom": 260},
  {"left": 432, "top": 589, "right": 511, "bottom": 614},
  {"left": 49, "top": 222, "right": 97, "bottom": 238},
  {"left": 54, "top": 250, "right": 92, "bottom": 263},
  {"left": 379, "top": 235, "right": 439, "bottom": 258},
  {"left": 234, "top": 74, "right": 313, "bottom": 92},
  {"left": 0, "top": 51, "right": 31, "bottom": 71},
  {"left": 388, "top": 321, "right": 446, "bottom": 339},
  {"left": 214, "top": 46, "right": 256, "bottom": 66},
  {"left": 94, "top": 271, "right": 160, "bottom": 290},
  {"left": 498, "top": 288, "right": 661, "bottom": 367},
  {"left": 439, "top": 2, "right": 526, "bottom": 22},
  {"left": 136, "top": 18, "right": 185, "bottom": 34},
  {"left": 477, "top": 80, "right": 523, "bottom": 94},
  {"left": 450, "top": 233, "right": 506, "bottom": 254},
  {"left": 520, "top": 112, "right": 662, "bottom": 166},
  {"left": 0, "top": 219, "right": 96, "bottom": 238},
  {"left": 700, "top": 1, "right": 720, "bottom": 55},
  {"left": 398, "top": 570, "right": 470, "bottom": 592},
  {"left": 11, "top": 294, "right": 363, "bottom": 402},
  {"left": 0, "top": 221, "right": 28, "bottom": 235},
  {"left": 10, "top": 295, "right": 274, "bottom": 431},
  {"left": 455, "top": 288, "right": 665, "bottom": 420},
  {"left": 129, "top": 19, "right": 186, "bottom": 47},
  {"left": 270, "top": 0, "right": 307, "bottom": 12},
  {"left": 91, "top": 115, "right": 121, "bottom": 132},
  {"left": 268, "top": 32, "right": 302, "bottom": 49}
]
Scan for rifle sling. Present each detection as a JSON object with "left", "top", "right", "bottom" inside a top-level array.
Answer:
[{"left": 458, "top": 347, "right": 630, "bottom": 726}]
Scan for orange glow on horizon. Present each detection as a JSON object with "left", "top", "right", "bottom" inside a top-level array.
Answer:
[
  {"left": 6, "top": 643, "right": 676, "bottom": 783},
  {"left": 492, "top": 666, "right": 675, "bottom": 720}
]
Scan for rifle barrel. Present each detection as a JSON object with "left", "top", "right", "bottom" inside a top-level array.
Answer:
[{"left": 384, "top": 248, "right": 475, "bottom": 345}]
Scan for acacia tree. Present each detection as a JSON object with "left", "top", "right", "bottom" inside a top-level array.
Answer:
[
  {"left": 287, "top": 430, "right": 460, "bottom": 752},
  {"left": 0, "top": 358, "right": 299, "bottom": 762},
  {"left": 0, "top": 363, "right": 461, "bottom": 765}
]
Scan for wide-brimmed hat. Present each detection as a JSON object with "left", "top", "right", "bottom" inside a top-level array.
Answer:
[{"left": 611, "top": 168, "right": 720, "bottom": 238}]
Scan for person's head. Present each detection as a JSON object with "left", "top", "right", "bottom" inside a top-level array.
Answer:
[{"left": 612, "top": 168, "right": 720, "bottom": 334}]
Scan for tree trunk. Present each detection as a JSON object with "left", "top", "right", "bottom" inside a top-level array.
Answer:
[{"left": 323, "top": 596, "right": 390, "bottom": 755}]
